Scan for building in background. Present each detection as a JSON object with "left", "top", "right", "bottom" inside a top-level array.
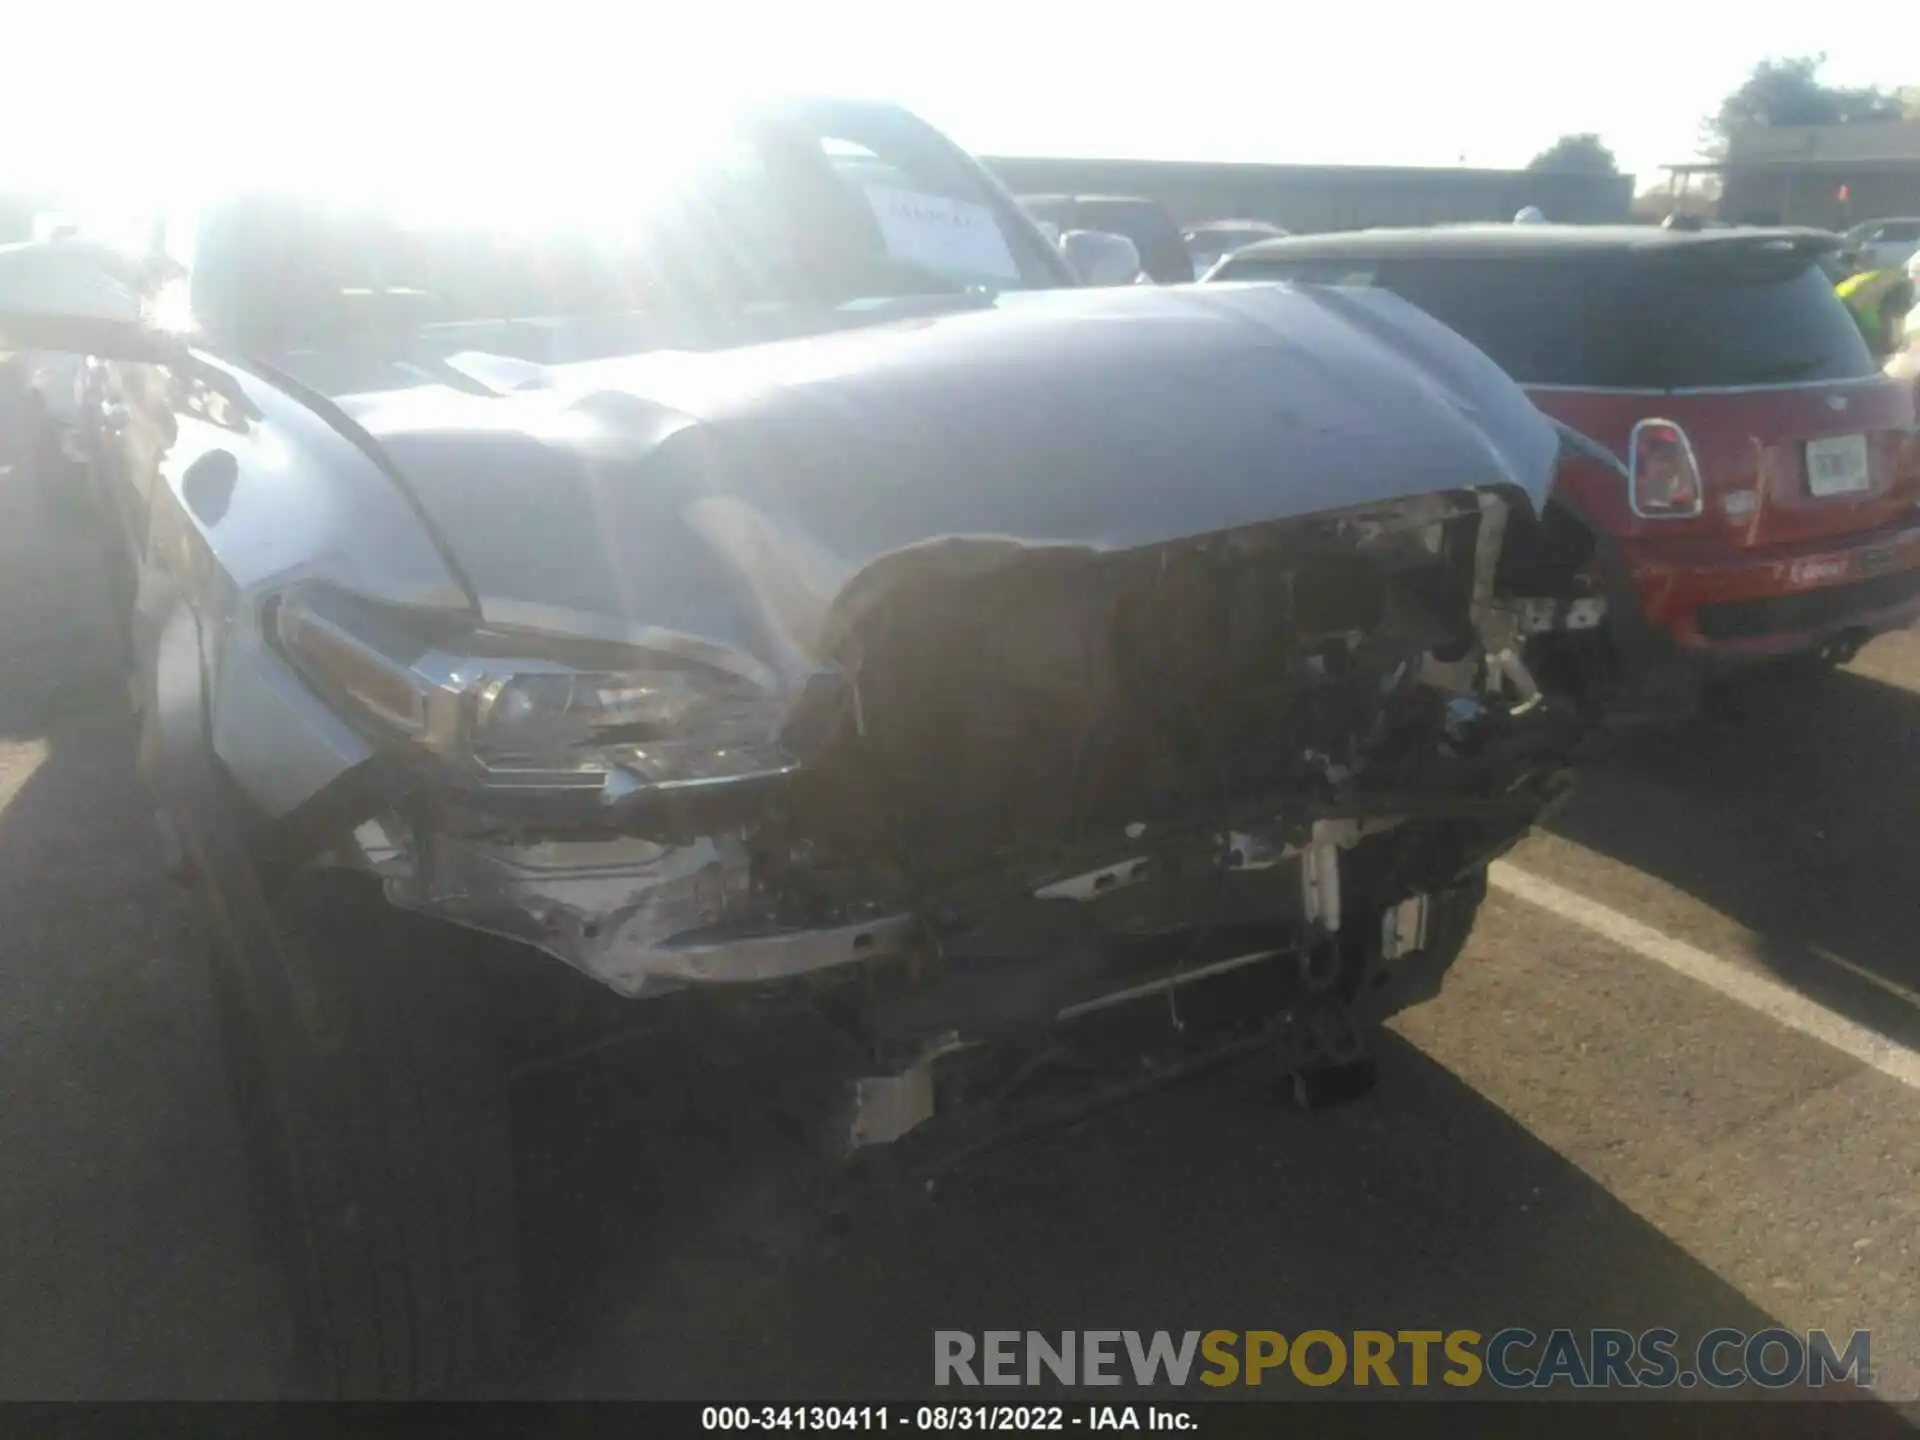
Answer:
[
  {"left": 983, "top": 157, "right": 1632, "bottom": 233},
  {"left": 1667, "top": 123, "right": 1920, "bottom": 229}
]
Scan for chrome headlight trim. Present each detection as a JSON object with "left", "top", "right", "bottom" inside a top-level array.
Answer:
[{"left": 272, "top": 586, "right": 804, "bottom": 800}]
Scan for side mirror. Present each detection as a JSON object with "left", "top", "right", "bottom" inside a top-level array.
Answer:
[
  {"left": 1060, "top": 229, "right": 1142, "bottom": 287},
  {"left": 0, "top": 239, "right": 186, "bottom": 362}
]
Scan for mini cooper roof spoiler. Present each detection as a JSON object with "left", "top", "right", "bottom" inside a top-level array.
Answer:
[{"left": 1639, "top": 228, "right": 1842, "bottom": 263}]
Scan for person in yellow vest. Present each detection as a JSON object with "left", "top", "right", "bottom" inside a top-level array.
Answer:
[{"left": 1836, "top": 263, "right": 1915, "bottom": 355}]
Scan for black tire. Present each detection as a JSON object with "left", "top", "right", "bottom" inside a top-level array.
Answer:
[{"left": 186, "top": 837, "right": 522, "bottom": 1397}]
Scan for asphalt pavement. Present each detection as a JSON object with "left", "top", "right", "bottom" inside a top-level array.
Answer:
[{"left": 2, "top": 456, "right": 1918, "bottom": 1410}]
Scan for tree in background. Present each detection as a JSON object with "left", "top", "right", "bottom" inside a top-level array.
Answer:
[
  {"left": 1526, "top": 133, "right": 1619, "bottom": 175},
  {"left": 1706, "top": 55, "right": 1903, "bottom": 151}
]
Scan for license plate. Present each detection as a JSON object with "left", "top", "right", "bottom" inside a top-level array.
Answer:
[
  {"left": 1787, "top": 544, "right": 1901, "bottom": 588},
  {"left": 1789, "top": 555, "right": 1851, "bottom": 587},
  {"left": 1806, "top": 434, "right": 1871, "bottom": 497}
]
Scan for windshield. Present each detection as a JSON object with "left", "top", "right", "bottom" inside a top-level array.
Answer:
[{"left": 182, "top": 100, "right": 1066, "bottom": 348}]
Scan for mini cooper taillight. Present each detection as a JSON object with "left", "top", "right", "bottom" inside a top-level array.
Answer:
[{"left": 1628, "top": 418, "right": 1704, "bottom": 519}]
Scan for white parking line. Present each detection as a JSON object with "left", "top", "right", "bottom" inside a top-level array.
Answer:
[{"left": 1487, "top": 861, "right": 1920, "bottom": 1092}]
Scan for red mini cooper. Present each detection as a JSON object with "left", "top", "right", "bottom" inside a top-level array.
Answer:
[{"left": 1211, "top": 226, "right": 1920, "bottom": 700}]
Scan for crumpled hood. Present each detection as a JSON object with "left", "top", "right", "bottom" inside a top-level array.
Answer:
[{"left": 335, "top": 282, "right": 1560, "bottom": 683}]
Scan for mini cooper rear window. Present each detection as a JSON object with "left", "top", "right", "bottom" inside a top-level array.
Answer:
[
  {"left": 1374, "top": 259, "right": 1615, "bottom": 385},
  {"left": 1222, "top": 252, "right": 1878, "bottom": 389},
  {"left": 1620, "top": 259, "right": 1879, "bottom": 388}
]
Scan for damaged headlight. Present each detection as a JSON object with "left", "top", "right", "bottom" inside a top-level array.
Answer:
[
  {"left": 275, "top": 586, "right": 803, "bottom": 799},
  {"left": 471, "top": 668, "right": 800, "bottom": 787}
]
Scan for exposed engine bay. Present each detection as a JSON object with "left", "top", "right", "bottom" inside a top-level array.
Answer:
[{"left": 337, "top": 483, "right": 1609, "bottom": 1150}]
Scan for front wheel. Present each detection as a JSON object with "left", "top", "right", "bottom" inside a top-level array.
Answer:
[{"left": 183, "top": 814, "right": 523, "bottom": 1397}]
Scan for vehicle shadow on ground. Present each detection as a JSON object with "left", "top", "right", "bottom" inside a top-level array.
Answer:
[
  {"left": 1544, "top": 649, "right": 1920, "bottom": 1050},
  {"left": 506, "top": 1026, "right": 1821, "bottom": 1402},
  {"left": 0, "top": 712, "right": 302, "bottom": 1401},
  {"left": 0, "top": 453, "right": 293, "bottom": 1398}
]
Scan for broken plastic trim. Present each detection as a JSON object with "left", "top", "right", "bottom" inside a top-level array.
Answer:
[{"left": 370, "top": 820, "right": 916, "bottom": 997}]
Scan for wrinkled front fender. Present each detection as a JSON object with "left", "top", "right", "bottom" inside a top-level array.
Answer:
[{"left": 133, "top": 353, "right": 478, "bottom": 816}]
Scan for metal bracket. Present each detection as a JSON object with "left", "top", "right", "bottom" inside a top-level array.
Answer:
[
  {"left": 350, "top": 817, "right": 413, "bottom": 878},
  {"left": 1487, "top": 647, "right": 1544, "bottom": 706},
  {"left": 1300, "top": 833, "right": 1343, "bottom": 932},
  {"left": 1034, "top": 856, "right": 1152, "bottom": 901},
  {"left": 849, "top": 1062, "right": 938, "bottom": 1150},
  {"left": 1380, "top": 894, "right": 1431, "bottom": 961},
  {"left": 1502, "top": 596, "right": 1609, "bottom": 635}
]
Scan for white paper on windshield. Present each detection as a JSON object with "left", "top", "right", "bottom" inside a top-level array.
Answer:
[{"left": 862, "top": 184, "right": 1021, "bottom": 281}]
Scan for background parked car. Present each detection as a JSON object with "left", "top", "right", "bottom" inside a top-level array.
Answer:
[
  {"left": 1184, "top": 219, "right": 1289, "bottom": 279},
  {"left": 1018, "top": 218, "right": 1145, "bottom": 284},
  {"left": 1017, "top": 194, "right": 1193, "bottom": 284},
  {"left": 1212, "top": 225, "right": 1920, "bottom": 701},
  {"left": 1842, "top": 217, "right": 1920, "bottom": 273},
  {"left": 1056, "top": 228, "right": 1144, "bottom": 285}
]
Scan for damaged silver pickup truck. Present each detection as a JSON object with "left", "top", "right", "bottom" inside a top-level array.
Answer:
[{"left": 2, "top": 99, "right": 1621, "bottom": 1397}]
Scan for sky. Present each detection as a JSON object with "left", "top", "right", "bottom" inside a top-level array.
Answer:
[{"left": 0, "top": 1, "right": 1910, "bottom": 208}]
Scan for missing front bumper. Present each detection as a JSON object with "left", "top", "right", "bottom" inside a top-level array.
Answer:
[{"left": 369, "top": 805, "right": 1441, "bottom": 1001}]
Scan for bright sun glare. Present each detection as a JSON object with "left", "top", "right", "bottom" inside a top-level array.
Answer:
[
  {"left": 18, "top": 5, "right": 769, "bottom": 234},
  {"left": 6, "top": 0, "right": 1914, "bottom": 216}
]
